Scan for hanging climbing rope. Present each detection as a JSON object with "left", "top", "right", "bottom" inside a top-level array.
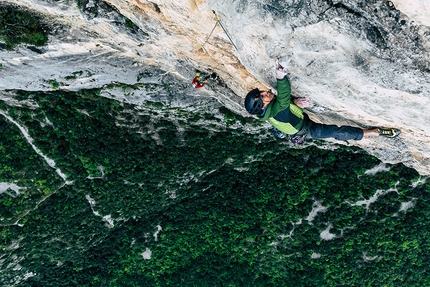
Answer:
[
  {"left": 201, "top": 10, "right": 238, "bottom": 52},
  {"left": 212, "top": 11, "right": 238, "bottom": 52},
  {"left": 192, "top": 10, "right": 238, "bottom": 88},
  {"left": 201, "top": 15, "right": 219, "bottom": 53}
]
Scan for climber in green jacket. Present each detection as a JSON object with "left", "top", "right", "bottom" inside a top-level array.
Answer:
[{"left": 244, "top": 61, "right": 401, "bottom": 143}]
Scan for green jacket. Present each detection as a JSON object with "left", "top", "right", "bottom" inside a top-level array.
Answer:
[{"left": 258, "top": 77, "right": 305, "bottom": 135}]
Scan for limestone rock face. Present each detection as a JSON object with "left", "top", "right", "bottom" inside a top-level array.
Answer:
[{"left": 1, "top": 0, "right": 429, "bottom": 175}]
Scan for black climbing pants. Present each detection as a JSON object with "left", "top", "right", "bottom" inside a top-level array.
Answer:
[{"left": 304, "top": 118, "right": 364, "bottom": 141}]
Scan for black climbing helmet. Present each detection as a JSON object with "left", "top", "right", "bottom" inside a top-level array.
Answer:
[{"left": 245, "top": 88, "right": 264, "bottom": 115}]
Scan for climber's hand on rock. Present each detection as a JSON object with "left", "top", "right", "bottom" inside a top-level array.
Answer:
[
  {"left": 293, "top": 97, "right": 311, "bottom": 108},
  {"left": 275, "top": 60, "right": 289, "bottom": 79}
]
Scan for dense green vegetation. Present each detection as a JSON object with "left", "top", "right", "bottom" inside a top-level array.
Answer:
[
  {"left": 0, "top": 4, "right": 49, "bottom": 50},
  {"left": 0, "top": 90, "right": 428, "bottom": 286},
  {"left": 0, "top": 1, "right": 138, "bottom": 52}
]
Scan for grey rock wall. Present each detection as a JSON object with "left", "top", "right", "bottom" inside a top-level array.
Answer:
[{"left": 1, "top": 0, "right": 429, "bottom": 175}]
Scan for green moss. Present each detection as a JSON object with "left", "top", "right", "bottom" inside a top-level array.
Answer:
[
  {"left": 124, "top": 18, "right": 138, "bottom": 30},
  {"left": 145, "top": 101, "right": 164, "bottom": 109},
  {"left": 64, "top": 71, "right": 84, "bottom": 80},
  {"left": 47, "top": 79, "right": 60, "bottom": 90}
]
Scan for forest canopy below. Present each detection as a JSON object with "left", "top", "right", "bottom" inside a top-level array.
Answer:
[
  {"left": 0, "top": 89, "right": 429, "bottom": 286},
  {"left": 0, "top": 4, "right": 49, "bottom": 50}
]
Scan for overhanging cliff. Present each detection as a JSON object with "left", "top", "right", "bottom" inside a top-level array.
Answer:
[{"left": 1, "top": 0, "right": 429, "bottom": 175}]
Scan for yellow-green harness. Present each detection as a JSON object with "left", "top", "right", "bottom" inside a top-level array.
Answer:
[{"left": 269, "top": 103, "right": 304, "bottom": 135}]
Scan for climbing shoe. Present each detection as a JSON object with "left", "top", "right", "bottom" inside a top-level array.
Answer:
[{"left": 378, "top": 128, "right": 401, "bottom": 138}]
